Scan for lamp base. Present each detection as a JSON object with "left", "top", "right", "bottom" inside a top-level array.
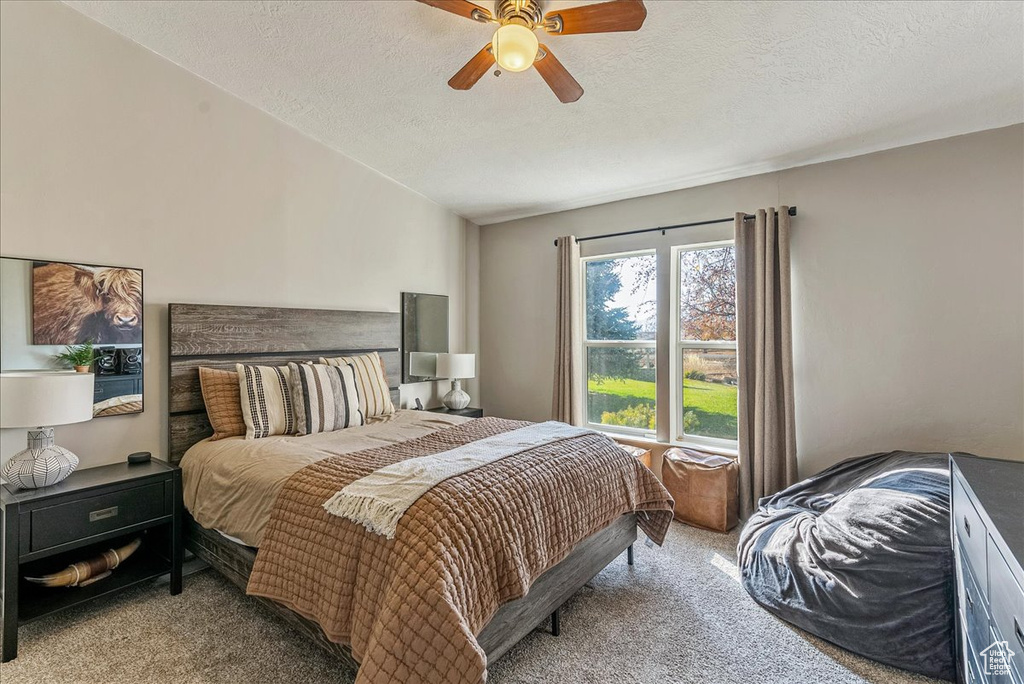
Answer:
[
  {"left": 1, "top": 427, "right": 79, "bottom": 489},
  {"left": 442, "top": 379, "right": 471, "bottom": 411}
]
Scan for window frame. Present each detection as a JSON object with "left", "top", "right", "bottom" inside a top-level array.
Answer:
[
  {"left": 579, "top": 249, "right": 658, "bottom": 440},
  {"left": 670, "top": 240, "right": 738, "bottom": 449},
  {"left": 578, "top": 241, "right": 739, "bottom": 451}
]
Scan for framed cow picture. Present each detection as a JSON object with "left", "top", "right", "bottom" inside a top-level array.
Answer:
[
  {"left": 0, "top": 256, "right": 144, "bottom": 418},
  {"left": 32, "top": 261, "right": 143, "bottom": 345}
]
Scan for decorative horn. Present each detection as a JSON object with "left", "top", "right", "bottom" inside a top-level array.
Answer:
[{"left": 26, "top": 537, "right": 142, "bottom": 588}]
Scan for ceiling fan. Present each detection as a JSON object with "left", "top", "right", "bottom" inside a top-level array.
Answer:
[{"left": 416, "top": 0, "right": 647, "bottom": 103}]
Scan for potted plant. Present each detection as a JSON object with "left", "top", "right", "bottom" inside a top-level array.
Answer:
[{"left": 54, "top": 341, "right": 94, "bottom": 373}]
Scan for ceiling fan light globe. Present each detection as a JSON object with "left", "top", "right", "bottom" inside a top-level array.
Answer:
[{"left": 491, "top": 24, "right": 539, "bottom": 72}]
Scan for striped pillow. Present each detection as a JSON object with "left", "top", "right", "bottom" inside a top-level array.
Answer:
[
  {"left": 319, "top": 352, "right": 395, "bottom": 418},
  {"left": 236, "top": 364, "right": 295, "bottom": 439},
  {"left": 287, "top": 362, "right": 364, "bottom": 435}
]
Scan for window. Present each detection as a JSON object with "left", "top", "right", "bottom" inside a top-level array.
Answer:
[
  {"left": 675, "top": 243, "right": 737, "bottom": 446},
  {"left": 582, "top": 251, "right": 657, "bottom": 438},
  {"left": 580, "top": 241, "right": 738, "bottom": 448}
]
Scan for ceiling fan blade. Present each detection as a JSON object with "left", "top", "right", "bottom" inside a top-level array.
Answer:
[
  {"left": 544, "top": 0, "right": 646, "bottom": 35},
  {"left": 534, "top": 45, "right": 583, "bottom": 103},
  {"left": 416, "top": 0, "right": 493, "bottom": 22},
  {"left": 448, "top": 45, "right": 495, "bottom": 90}
]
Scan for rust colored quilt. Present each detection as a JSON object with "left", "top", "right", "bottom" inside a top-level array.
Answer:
[{"left": 247, "top": 417, "right": 673, "bottom": 684}]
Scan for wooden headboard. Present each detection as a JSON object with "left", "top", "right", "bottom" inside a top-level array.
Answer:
[{"left": 167, "top": 303, "right": 401, "bottom": 464}]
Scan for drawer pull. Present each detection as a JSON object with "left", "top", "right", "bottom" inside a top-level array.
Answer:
[
  {"left": 1016, "top": 617, "right": 1023, "bottom": 648},
  {"left": 89, "top": 506, "right": 119, "bottom": 522},
  {"left": 963, "top": 517, "right": 970, "bottom": 537}
]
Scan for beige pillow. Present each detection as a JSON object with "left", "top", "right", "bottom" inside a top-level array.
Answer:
[
  {"left": 319, "top": 352, "right": 394, "bottom": 418},
  {"left": 199, "top": 367, "right": 245, "bottom": 441},
  {"left": 236, "top": 364, "right": 295, "bottom": 439}
]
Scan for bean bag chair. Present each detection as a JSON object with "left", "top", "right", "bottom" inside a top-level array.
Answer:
[{"left": 737, "top": 451, "right": 955, "bottom": 681}]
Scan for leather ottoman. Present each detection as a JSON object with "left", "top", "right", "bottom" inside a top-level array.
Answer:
[{"left": 663, "top": 447, "right": 738, "bottom": 532}]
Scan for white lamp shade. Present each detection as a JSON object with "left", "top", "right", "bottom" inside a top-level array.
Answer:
[
  {"left": 0, "top": 371, "right": 95, "bottom": 428},
  {"left": 436, "top": 353, "right": 475, "bottom": 380}
]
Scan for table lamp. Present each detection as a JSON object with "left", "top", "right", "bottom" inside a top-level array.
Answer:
[
  {"left": 0, "top": 371, "right": 95, "bottom": 489},
  {"left": 436, "top": 353, "right": 475, "bottom": 410}
]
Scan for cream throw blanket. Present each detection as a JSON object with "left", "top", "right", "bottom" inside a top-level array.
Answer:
[{"left": 323, "top": 421, "right": 589, "bottom": 538}]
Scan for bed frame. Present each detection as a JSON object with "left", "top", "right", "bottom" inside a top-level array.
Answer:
[{"left": 167, "top": 302, "right": 637, "bottom": 670}]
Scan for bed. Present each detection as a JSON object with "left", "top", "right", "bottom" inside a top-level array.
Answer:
[{"left": 168, "top": 303, "right": 674, "bottom": 684}]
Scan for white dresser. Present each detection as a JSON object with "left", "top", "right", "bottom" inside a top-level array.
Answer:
[{"left": 951, "top": 453, "right": 1024, "bottom": 684}]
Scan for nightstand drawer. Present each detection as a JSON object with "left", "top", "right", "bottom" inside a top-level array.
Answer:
[{"left": 29, "top": 482, "right": 167, "bottom": 552}]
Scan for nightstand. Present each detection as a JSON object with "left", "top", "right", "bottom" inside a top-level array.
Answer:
[
  {"left": 1, "top": 460, "right": 182, "bottom": 662},
  {"left": 428, "top": 406, "right": 484, "bottom": 418}
]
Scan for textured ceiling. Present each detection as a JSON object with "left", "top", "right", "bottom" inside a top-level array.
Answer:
[{"left": 64, "top": 1, "right": 1023, "bottom": 224}]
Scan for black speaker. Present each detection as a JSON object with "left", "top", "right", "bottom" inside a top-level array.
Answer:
[
  {"left": 94, "top": 346, "right": 118, "bottom": 375},
  {"left": 127, "top": 451, "right": 151, "bottom": 464},
  {"left": 118, "top": 347, "right": 142, "bottom": 375}
]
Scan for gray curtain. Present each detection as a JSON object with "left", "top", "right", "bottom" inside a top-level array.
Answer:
[
  {"left": 552, "top": 235, "right": 583, "bottom": 425},
  {"left": 736, "top": 207, "right": 797, "bottom": 518}
]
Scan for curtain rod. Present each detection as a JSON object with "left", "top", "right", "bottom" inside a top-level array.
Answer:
[{"left": 552, "top": 206, "right": 797, "bottom": 247}]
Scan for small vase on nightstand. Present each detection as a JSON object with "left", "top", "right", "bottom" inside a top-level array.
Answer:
[{"left": 442, "top": 379, "right": 471, "bottom": 410}]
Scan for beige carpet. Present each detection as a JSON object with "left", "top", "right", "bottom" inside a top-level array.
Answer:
[{"left": 0, "top": 522, "right": 941, "bottom": 684}]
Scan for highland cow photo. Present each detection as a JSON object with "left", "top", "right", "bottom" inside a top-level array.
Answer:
[{"left": 31, "top": 260, "right": 143, "bottom": 345}]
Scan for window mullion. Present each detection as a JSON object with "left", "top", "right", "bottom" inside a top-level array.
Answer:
[
  {"left": 584, "top": 340, "right": 656, "bottom": 348},
  {"left": 655, "top": 247, "right": 672, "bottom": 443},
  {"left": 679, "top": 340, "right": 737, "bottom": 349}
]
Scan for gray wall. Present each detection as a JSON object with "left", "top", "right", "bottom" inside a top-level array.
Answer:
[
  {"left": 0, "top": 1, "right": 472, "bottom": 468},
  {"left": 476, "top": 125, "right": 1024, "bottom": 477}
]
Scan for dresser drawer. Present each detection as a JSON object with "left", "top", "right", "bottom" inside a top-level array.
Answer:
[
  {"left": 29, "top": 482, "right": 168, "bottom": 552},
  {"left": 957, "top": 541, "right": 990, "bottom": 654},
  {"left": 964, "top": 640, "right": 984, "bottom": 684},
  {"left": 966, "top": 647, "right": 987, "bottom": 684},
  {"left": 952, "top": 476, "right": 987, "bottom": 588},
  {"left": 989, "top": 537, "right": 1024, "bottom": 683}
]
